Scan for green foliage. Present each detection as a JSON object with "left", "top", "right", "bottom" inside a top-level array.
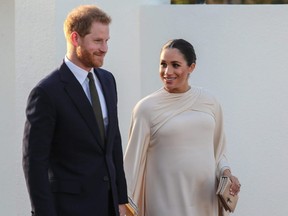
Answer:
[{"left": 171, "top": 0, "right": 288, "bottom": 3}]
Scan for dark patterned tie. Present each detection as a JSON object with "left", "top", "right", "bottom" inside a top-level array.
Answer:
[{"left": 87, "top": 72, "right": 105, "bottom": 143}]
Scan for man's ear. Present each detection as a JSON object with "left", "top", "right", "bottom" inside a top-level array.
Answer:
[{"left": 70, "top": 32, "right": 79, "bottom": 46}]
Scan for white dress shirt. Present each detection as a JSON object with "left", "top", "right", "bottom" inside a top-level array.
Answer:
[{"left": 64, "top": 56, "right": 108, "bottom": 131}]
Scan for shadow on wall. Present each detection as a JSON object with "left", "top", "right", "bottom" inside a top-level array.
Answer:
[{"left": 171, "top": 0, "right": 288, "bottom": 4}]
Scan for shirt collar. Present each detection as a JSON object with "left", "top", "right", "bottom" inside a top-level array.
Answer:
[{"left": 64, "top": 56, "right": 92, "bottom": 85}]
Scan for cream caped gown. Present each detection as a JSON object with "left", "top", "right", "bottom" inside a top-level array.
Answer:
[{"left": 124, "top": 87, "right": 230, "bottom": 216}]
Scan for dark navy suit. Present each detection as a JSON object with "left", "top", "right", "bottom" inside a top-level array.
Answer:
[{"left": 23, "top": 62, "right": 128, "bottom": 216}]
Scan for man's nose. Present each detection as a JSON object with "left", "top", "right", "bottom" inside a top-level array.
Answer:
[{"left": 100, "top": 42, "right": 108, "bottom": 52}]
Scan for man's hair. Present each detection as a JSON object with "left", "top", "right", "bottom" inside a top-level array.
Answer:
[{"left": 64, "top": 5, "right": 111, "bottom": 39}]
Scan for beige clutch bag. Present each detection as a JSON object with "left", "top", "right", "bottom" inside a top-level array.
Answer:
[{"left": 216, "top": 176, "right": 239, "bottom": 213}]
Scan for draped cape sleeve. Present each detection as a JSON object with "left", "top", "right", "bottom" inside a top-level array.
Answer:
[{"left": 124, "top": 93, "right": 152, "bottom": 215}]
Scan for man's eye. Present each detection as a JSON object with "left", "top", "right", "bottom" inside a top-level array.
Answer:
[{"left": 94, "top": 40, "right": 103, "bottom": 44}]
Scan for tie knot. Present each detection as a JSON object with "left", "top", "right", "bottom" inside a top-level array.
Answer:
[{"left": 87, "top": 72, "right": 94, "bottom": 81}]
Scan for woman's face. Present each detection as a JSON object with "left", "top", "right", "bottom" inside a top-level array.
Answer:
[{"left": 159, "top": 48, "right": 195, "bottom": 93}]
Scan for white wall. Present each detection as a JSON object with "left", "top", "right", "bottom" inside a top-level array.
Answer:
[
  {"left": 0, "top": 0, "right": 15, "bottom": 214},
  {"left": 3, "top": 0, "right": 287, "bottom": 215}
]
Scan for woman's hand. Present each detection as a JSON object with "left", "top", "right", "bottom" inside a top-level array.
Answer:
[{"left": 223, "top": 169, "right": 241, "bottom": 196}]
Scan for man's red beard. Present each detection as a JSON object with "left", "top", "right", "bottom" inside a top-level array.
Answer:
[{"left": 76, "top": 47, "right": 104, "bottom": 68}]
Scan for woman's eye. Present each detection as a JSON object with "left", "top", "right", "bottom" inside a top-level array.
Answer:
[
  {"left": 161, "top": 63, "right": 167, "bottom": 68},
  {"left": 173, "top": 64, "right": 180, "bottom": 68}
]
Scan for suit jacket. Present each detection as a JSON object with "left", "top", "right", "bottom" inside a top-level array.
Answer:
[{"left": 23, "top": 62, "right": 128, "bottom": 216}]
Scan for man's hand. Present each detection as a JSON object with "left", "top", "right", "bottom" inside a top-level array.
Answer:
[{"left": 119, "top": 204, "right": 126, "bottom": 216}]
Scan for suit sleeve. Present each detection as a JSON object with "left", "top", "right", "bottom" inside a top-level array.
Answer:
[
  {"left": 108, "top": 74, "right": 128, "bottom": 204},
  {"left": 22, "top": 86, "right": 57, "bottom": 216},
  {"left": 113, "top": 123, "right": 128, "bottom": 204}
]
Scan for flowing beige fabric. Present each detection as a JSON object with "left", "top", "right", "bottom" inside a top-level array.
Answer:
[{"left": 124, "top": 87, "right": 230, "bottom": 216}]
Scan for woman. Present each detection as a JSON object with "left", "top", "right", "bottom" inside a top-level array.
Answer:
[{"left": 124, "top": 39, "right": 240, "bottom": 216}]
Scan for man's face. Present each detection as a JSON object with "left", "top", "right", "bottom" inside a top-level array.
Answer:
[{"left": 76, "top": 22, "right": 110, "bottom": 70}]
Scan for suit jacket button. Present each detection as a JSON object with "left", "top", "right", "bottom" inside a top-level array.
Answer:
[{"left": 103, "top": 176, "right": 109, "bottom": 182}]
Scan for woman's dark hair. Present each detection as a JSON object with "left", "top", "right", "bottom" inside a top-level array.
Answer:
[{"left": 162, "top": 39, "right": 197, "bottom": 66}]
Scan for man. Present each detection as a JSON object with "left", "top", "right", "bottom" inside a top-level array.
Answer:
[{"left": 23, "top": 5, "right": 128, "bottom": 216}]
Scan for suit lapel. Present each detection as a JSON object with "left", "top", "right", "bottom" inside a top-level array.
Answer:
[{"left": 59, "top": 63, "right": 104, "bottom": 152}]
